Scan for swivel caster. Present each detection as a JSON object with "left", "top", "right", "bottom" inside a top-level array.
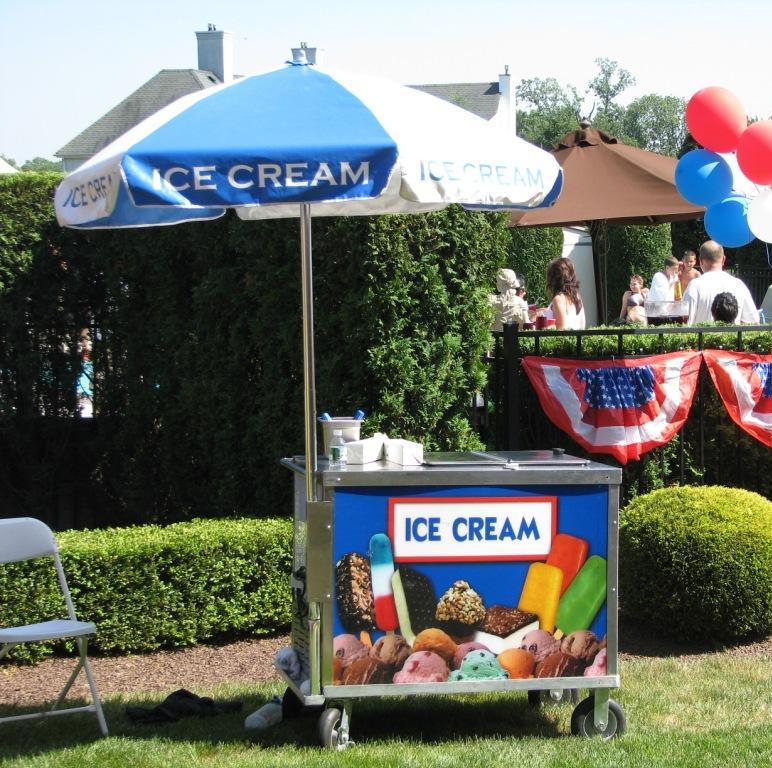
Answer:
[
  {"left": 318, "top": 706, "right": 352, "bottom": 750},
  {"left": 570, "top": 696, "right": 626, "bottom": 739}
]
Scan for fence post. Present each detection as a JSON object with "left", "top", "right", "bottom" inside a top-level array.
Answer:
[
  {"left": 698, "top": 331, "right": 705, "bottom": 478},
  {"left": 503, "top": 322, "right": 520, "bottom": 450}
]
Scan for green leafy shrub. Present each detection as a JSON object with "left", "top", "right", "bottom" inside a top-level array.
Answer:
[
  {"left": 0, "top": 517, "right": 292, "bottom": 662},
  {"left": 619, "top": 486, "right": 772, "bottom": 642}
]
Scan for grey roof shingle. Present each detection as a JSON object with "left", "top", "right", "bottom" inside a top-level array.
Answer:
[
  {"left": 55, "top": 69, "right": 221, "bottom": 158},
  {"left": 56, "top": 73, "right": 502, "bottom": 163},
  {"left": 409, "top": 82, "right": 501, "bottom": 120}
]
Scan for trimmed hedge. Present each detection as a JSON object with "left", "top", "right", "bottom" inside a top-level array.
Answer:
[
  {"left": 0, "top": 175, "right": 509, "bottom": 525},
  {"left": 505, "top": 226, "right": 564, "bottom": 307},
  {"left": 605, "top": 223, "right": 672, "bottom": 324},
  {"left": 0, "top": 517, "right": 293, "bottom": 662},
  {"left": 619, "top": 486, "right": 772, "bottom": 642}
]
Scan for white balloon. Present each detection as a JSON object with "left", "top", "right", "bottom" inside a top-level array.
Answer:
[
  {"left": 748, "top": 188, "right": 772, "bottom": 243},
  {"left": 719, "top": 152, "right": 765, "bottom": 199}
]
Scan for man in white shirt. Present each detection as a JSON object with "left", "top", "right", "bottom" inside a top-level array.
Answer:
[
  {"left": 684, "top": 240, "right": 759, "bottom": 325},
  {"left": 648, "top": 256, "right": 680, "bottom": 301}
]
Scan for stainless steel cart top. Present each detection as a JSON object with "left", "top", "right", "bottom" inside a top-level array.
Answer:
[{"left": 281, "top": 450, "right": 622, "bottom": 487}]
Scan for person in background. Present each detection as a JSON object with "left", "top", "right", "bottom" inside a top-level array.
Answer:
[
  {"left": 76, "top": 327, "right": 94, "bottom": 418},
  {"left": 679, "top": 249, "right": 700, "bottom": 295},
  {"left": 515, "top": 274, "right": 528, "bottom": 305},
  {"left": 618, "top": 274, "right": 649, "bottom": 325},
  {"left": 489, "top": 268, "right": 529, "bottom": 331},
  {"left": 684, "top": 240, "right": 759, "bottom": 325},
  {"left": 648, "top": 255, "right": 680, "bottom": 301},
  {"left": 711, "top": 292, "right": 739, "bottom": 323},
  {"left": 544, "top": 257, "right": 586, "bottom": 330}
]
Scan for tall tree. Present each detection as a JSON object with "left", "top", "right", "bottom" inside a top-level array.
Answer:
[
  {"left": 585, "top": 58, "right": 636, "bottom": 139},
  {"left": 21, "top": 157, "right": 63, "bottom": 173},
  {"left": 587, "top": 58, "right": 636, "bottom": 115},
  {"left": 622, "top": 94, "right": 687, "bottom": 157},
  {"left": 516, "top": 77, "right": 582, "bottom": 149}
]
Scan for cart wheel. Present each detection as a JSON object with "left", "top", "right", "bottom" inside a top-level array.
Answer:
[
  {"left": 318, "top": 707, "right": 348, "bottom": 750},
  {"left": 527, "top": 690, "right": 541, "bottom": 707},
  {"left": 281, "top": 687, "right": 304, "bottom": 719},
  {"left": 570, "top": 696, "right": 626, "bottom": 739}
]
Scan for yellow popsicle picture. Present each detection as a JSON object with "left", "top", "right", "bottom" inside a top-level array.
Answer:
[{"left": 517, "top": 562, "right": 563, "bottom": 633}]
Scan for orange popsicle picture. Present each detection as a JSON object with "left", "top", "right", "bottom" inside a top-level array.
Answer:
[{"left": 546, "top": 533, "right": 588, "bottom": 596}]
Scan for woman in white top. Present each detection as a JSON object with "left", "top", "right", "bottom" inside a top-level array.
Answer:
[{"left": 544, "top": 257, "right": 586, "bottom": 330}]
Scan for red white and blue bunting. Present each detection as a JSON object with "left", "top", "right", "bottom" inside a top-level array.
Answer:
[
  {"left": 703, "top": 350, "right": 772, "bottom": 448},
  {"left": 522, "top": 352, "right": 704, "bottom": 464}
]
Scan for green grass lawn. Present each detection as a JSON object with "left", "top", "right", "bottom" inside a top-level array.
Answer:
[{"left": 1, "top": 652, "right": 770, "bottom": 768}]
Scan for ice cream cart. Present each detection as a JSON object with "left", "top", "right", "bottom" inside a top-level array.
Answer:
[{"left": 279, "top": 450, "right": 625, "bottom": 748}]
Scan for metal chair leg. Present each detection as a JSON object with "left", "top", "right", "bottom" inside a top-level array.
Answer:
[
  {"left": 50, "top": 656, "right": 86, "bottom": 712},
  {"left": 79, "top": 638, "right": 108, "bottom": 736}
]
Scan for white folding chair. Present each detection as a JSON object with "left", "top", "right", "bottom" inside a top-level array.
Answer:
[{"left": 0, "top": 517, "right": 108, "bottom": 735}]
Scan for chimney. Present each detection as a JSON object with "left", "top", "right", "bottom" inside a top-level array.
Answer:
[
  {"left": 291, "top": 42, "right": 325, "bottom": 66},
  {"left": 495, "top": 64, "right": 516, "bottom": 134},
  {"left": 196, "top": 25, "right": 234, "bottom": 83}
]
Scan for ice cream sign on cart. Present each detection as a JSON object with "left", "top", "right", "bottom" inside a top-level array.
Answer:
[
  {"left": 331, "top": 484, "right": 610, "bottom": 687},
  {"left": 388, "top": 496, "right": 557, "bottom": 561}
]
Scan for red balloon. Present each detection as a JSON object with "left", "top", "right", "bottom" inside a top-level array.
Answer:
[
  {"left": 737, "top": 121, "right": 772, "bottom": 185},
  {"left": 686, "top": 87, "right": 747, "bottom": 153}
]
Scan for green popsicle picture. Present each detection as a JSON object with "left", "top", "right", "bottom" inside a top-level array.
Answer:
[{"left": 555, "top": 554, "right": 607, "bottom": 637}]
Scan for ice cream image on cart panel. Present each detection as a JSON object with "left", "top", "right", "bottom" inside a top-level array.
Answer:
[{"left": 332, "top": 488, "right": 608, "bottom": 683}]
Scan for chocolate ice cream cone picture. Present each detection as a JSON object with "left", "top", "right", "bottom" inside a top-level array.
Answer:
[{"left": 435, "top": 580, "right": 485, "bottom": 637}]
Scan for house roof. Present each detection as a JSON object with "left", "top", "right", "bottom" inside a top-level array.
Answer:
[
  {"left": 56, "top": 71, "right": 502, "bottom": 162},
  {"left": 55, "top": 69, "right": 222, "bottom": 158},
  {"left": 409, "top": 82, "right": 501, "bottom": 120}
]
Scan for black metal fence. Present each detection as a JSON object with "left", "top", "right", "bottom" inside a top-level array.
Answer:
[
  {"left": 737, "top": 266, "right": 772, "bottom": 309},
  {"left": 0, "top": 417, "right": 109, "bottom": 531},
  {"left": 7, "top": 323, "right": 772, "bottom": 530},
  {"left": 475, "top": 323, "right": 772, "bottom": 505}
]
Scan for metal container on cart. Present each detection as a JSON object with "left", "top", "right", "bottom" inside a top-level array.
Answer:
[{"left": 279, "top": 450, "right": 625, "bottom": 748}]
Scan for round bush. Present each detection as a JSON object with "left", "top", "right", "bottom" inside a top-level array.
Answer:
[{"left": 619, "top": 486, "right": 772, "bottom": 642}]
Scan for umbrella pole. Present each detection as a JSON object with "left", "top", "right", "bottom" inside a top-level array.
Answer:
[{"left": 300, "top": 203, "right": 318, "bottom": 502}]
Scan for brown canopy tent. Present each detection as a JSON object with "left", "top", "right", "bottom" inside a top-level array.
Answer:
[{"left": 511, "top": 123, "right": 704, "bottom": 321}]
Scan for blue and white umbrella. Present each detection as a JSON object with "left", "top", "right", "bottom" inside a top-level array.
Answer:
[{"left": 55, "top": 55, "right": 563, "bottom": 499}]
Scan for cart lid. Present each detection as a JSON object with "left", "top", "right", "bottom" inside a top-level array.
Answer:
[{"left": 423, "top": 450, "right": 590, "bottom": 467}]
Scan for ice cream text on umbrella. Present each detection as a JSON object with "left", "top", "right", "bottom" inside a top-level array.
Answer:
[{"left": 151, "top": 160, "right": 371, "bottom": 191}]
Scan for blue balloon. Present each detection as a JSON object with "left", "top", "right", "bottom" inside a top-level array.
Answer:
[
  {"left": 675, "top": 149, "right": 734, "bottom": 206},
  {"left": 704, "top": 195, "right": 755, "bottom": 247}
]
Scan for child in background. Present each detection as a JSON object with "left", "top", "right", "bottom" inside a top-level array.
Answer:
[
  {"left": 711, "top": 292, "right": 739, "bottom": 324},
  {"left": 649, "top": 256, "right": 680, "bottom": 301},
  {"left": 618, "top": 274, "right": 649, "bottom": 325}
]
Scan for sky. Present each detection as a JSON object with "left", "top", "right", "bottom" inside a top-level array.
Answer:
[{"left": 2, "top": 0, "right": 772, "bottom": 164}]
